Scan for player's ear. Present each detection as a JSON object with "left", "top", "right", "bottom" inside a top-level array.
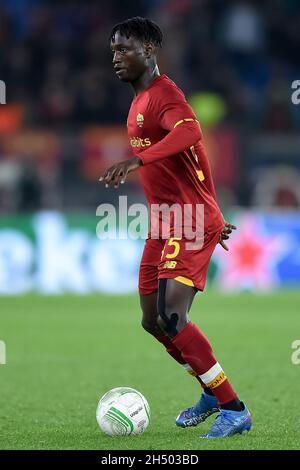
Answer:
[{"left": 144, "top": 42, "right": 155, "bottom": 58}]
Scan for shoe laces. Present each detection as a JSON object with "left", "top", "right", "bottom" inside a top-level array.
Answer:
[{"left": 209, "top": 409, "right": 237, "bottom": 433}]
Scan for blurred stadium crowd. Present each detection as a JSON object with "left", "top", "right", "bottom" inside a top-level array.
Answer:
[{"left": 0, "top": 0, "right": 300, "bottom": 212}]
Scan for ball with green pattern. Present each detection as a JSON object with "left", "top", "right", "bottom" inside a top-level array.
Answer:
[{"left": 96, "top": 387, "right": 150, "bottom": 436}]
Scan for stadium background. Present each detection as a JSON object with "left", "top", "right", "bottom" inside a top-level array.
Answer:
[{"left": 1, "top": 0, "right": 300, "bottom": 451}]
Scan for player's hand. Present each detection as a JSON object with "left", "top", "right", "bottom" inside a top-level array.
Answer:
[
  {"left": 99, "top": 156, "right": 142, "bottom": 188},
  {"left": 219, "top": 221, "right": 236, "bottom": 251}
]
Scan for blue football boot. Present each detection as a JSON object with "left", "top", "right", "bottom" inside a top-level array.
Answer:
[
  {"left": 176, "top": 391, "right": 219, "bottom": 428},
  {"left": 201, "top": 402, "right": 252, "bottom": 438}
]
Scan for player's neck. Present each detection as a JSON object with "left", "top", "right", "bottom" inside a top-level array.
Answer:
[{"left": 131, "top": 66, "right": 160, "bottom": 96}]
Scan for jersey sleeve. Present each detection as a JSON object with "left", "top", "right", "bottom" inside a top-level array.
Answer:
[
  {"left": 137, "top": 85, "right": 202, "bottom": 165},
  {"left": 138, "top": 120, "right": 202, "bottom": 165},
  {"left": 155, "top": 85, "right": 198, "bottom": 131}
]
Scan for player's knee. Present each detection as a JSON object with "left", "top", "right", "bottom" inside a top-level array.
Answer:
[
  {"left": 141, "top": 318, "right": 159, "bottom": 336},
  {"left": 157, "top": 312, "right": 183, "bottom": 337},
  {"left": 156, "top": 314, "right": 166, "bottom": 334},
  {"left": 157, "top": 280, "right": 189, "bottom": 336},
  {"left": 157, "top": 304, "right": 188, "bottom": 336}
]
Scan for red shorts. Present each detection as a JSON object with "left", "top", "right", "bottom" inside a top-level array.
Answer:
[{"left": 138, "top": 230, "right": 221, "bottom": 295}]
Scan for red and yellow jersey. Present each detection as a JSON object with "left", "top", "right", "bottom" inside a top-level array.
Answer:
[{"left": 127, "top": 74, "right": 223, "bottom": 235}]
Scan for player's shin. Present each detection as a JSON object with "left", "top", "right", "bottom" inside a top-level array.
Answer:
[
  {"left": 155, "top": 334, "right": 212, "bottom": 392},
  {"left": 172, "top": 322, "right": 243, "bottom": 410}
]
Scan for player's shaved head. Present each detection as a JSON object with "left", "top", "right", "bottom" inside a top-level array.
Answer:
[{"left": 110, "top": 17, "right": 163, "bottom": 49}]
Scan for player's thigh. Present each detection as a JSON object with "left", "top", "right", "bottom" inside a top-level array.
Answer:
[
  {"left": 157, "top": 278, "right": 197, "bottom": 336},
  {"left": 139, "top": 238, "right": 165, "bottom": 332},
  {"left": 163, "top": 278, "right": 197, "bottom": 315},
  {"left": 138, "top": 238, "right": 164, "bottom": 297}
]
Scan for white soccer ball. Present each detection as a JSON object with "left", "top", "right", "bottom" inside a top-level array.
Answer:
[{"left": 96, "top": 387, "right": 150, "bottom": 436}]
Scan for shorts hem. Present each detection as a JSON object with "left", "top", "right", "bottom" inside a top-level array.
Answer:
[
  {"left": 138, "top": 287, "right": 158, "bottom": 296},
  {"left": 158, "top": 273, "right": 204, "bottom": 291}
]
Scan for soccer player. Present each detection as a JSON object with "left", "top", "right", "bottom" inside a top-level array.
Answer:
[{"left": 100, "top": 17, "right": 251, "bottom": 438}]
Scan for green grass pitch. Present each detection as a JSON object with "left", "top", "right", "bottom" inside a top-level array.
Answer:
[{"left": 1, "top": 291, "right": 299, "bottom": 450}]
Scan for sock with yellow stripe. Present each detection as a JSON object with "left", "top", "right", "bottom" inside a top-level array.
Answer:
[{"left": 172, "top": 322, "right": 239, "bottom": 406}]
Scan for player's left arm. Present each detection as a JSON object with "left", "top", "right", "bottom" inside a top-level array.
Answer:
[{"left": 219, "top": 222, "right": 237, "bottom": 251}]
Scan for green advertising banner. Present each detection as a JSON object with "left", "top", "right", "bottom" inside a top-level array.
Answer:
[{"left": 0, "top": 210, "right": 299, "bottom": 294}]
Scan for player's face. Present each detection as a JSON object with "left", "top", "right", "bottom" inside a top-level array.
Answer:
[{"left": 111, "top": 32, "right": 148, "bottom": 82}]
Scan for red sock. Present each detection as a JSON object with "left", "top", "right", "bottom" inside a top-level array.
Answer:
[
  {"left": 156, "top": 335, "right": 185, "bottom": 364},
  {"left": 156, "top": 335, "right": 207, "bottom": 388},
  {"left": 172, "top": 322, "right": 237, "bottom": 405}
]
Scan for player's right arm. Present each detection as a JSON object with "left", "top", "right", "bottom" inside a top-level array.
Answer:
[
  {"left": 99, "top": 155, "right": 142, "bottom": 188},
  {"left": 137, "top": 118, "right": 201, "bottom": 165},
  {"left": 138, "top": 86, "right": 202, "bottom": 165}
]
